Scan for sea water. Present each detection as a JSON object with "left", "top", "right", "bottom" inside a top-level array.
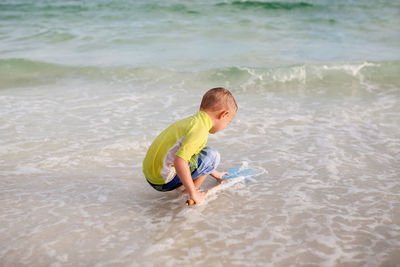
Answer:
[{"left": 1, "top": 0, "right": 399, "bottom": 266}]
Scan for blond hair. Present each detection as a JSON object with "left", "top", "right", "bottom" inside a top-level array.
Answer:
[{"left": 200, "top": 87, "right": 237, "bottom": 112}]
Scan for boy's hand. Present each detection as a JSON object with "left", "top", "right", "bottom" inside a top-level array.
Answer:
[
  {"left": 210, "top": 170, "right": 229, "bottom": 181},
  {"left": 191, "top": 190, "right": 207, "bottom": 205}
]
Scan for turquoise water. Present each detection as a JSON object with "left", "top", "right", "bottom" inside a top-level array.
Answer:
[
  {"left": 1, "top": 1, "right": 400, "bottom": 266},
  {"left": 1, "top": 0, "right": 399, "bottom": 68}
]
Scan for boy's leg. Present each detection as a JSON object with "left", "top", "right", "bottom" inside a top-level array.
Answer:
[
  {"left": 193, "top": 175, "right": 207, "bottom": 189},
  {"left": 159, "top": 146, "right": 220, "bottom": 192},
  {"left": 191, "top": 146, "right": 220, "bottom": 189}
]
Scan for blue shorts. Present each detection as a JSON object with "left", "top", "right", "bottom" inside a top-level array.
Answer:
[{"left": 147, "top": 146, "right": 220, "bottom": 192}]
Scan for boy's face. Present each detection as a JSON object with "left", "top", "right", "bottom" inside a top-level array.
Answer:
[{"left": 210, "top": 109, "right": 236, "bottom": 134}]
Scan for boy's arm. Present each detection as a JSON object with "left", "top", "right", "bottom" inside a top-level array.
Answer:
[
  {"left": 210, "top": 170, "right": 229, "bottom": 181},
  {"left": 174, "top": 155, "right": 206, "bottom": 204}
]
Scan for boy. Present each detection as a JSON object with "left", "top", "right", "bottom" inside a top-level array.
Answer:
[{"left": 143, "top": 87, "right": 237, "bottom": 204}]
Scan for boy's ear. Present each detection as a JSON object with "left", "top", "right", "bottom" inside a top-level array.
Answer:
[{"left": 218, "top": 110, "right": 229, "bottom": 119}]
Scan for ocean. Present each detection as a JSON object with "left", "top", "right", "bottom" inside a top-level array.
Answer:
[{"left": 0, "top": 0, "right": 399, "bottom": 266}]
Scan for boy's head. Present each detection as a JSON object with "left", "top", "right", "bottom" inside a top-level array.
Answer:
[
  {"left": 200, "top": 87, "right": 237, "bottom": 113},
  {"left": 200, "top": 87, "right": 237, "bottom": 134}
]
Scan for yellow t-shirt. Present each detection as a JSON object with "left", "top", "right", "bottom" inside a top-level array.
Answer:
[{"left": 143, "top": 111, "right": 212, "bottom": 185}]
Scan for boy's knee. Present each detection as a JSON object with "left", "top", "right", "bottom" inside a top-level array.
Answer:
[
  {"left": 201, "top": 146, "right": 220, "bottom": 170},
  {"left": 191, "top": 146, "right": 221, "bottom": 179}
]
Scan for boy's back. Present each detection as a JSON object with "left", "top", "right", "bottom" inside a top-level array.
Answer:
[{"left": 143, "top": 110, "right": 212, "bottom": 185}]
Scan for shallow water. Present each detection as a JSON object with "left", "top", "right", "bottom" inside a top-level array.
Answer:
[
  {"left": 1, "top": 0, "right": 400, "bottom": 266},
  {"left": 1, "top": 60, "right": 399, "bottom": 266}
]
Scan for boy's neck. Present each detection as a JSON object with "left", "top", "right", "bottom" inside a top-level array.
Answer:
[
  {"left": 200, "top": 109, "right": 217, "bottom": 124},
  {"left": 200, "top": 108, "right": 225, "bottom": 134}
]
